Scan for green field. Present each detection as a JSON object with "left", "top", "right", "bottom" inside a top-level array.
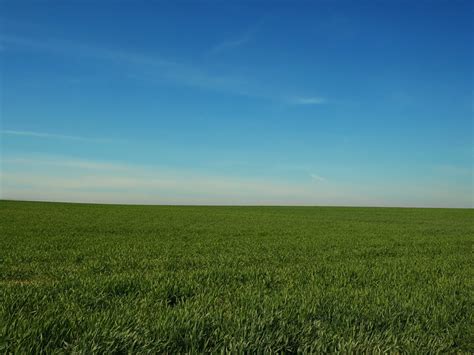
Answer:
[{"left": 1, "top": 200, "right": 472, "bottom": 353}]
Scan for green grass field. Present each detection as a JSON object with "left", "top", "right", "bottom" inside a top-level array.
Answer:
[{"left": 0, "top": 200, "right": 472, "bottom": 353}]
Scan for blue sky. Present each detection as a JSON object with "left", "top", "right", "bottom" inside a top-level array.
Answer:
[{"left": 0, "top": 0, "right": 472, "bottom": 207}]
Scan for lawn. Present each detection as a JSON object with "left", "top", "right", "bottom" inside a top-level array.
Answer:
[{"left": 0, "top": 200, "right": 472, "bottom": 352}]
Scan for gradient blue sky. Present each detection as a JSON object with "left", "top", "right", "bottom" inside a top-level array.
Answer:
[{"left": 0, "top": 0, "right": 472, "bottom": 207}]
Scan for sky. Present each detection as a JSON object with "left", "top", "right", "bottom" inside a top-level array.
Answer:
[{"left": 0, "top": 0, "right": 472, "bottom": 207}]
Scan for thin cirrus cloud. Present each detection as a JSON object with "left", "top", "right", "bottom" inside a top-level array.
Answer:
[
  {"left": 0, "top": 33, "right": 261, "bottom": 99},
  {"left": 208, "top": 17, "right": 267, "bottom": 55},
  {"left": 0, "top": 33, "right": 326, "bottom": 103},
  {"left": 2, "top": 155, "right": 131, "bottom": 171},
  {"left": 2, "top": 154, "right": 472, "bottom": 208},
  {"left": 0, "top": 154, "right": 347, "bottom": 205},
  {"left": 292, "top": 97, "right": 327, "bottom": 105},
  {"left": 209, "top": 29, "right": 256, "bottom": 55},
  {"left": 0, "top": 129, "right": 116, "bottom": 143},
  {"left": 209, "top": 35, "right": 252, "bottom": 55},
  {"left": 310, "top": 173, "right": 326, "bottom": 182}
]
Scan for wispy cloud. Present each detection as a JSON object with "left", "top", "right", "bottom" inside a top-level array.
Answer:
[
  {"left": 0, "top": 130, "right": 116, "bottom": 143},
  {"left": 0, "top": 33, "right": 263, "bottom": 98},
  {"left": 2, "top": 154, "right": 472, "bottom": 207},
  {"left": 210, "top": 36, "right": 251, "bottom": 54},
  {"left": 0, "top": 33, "right": 253, "bottom": 96},
  {"left": 0, "top": 33, "right": 326, "bottom": 104},
  {"left": 209, "top": 18, "right": 265, "bottom": 55},
  {"left": 0, "top": 154, "right": 368, "bottom": 206},
  {"left": 209, "top": 30, "right": 255, "bottom": 55},
  {"left": 310, "top": 173, "right": 326, "bottom": 182},
  {"left": 2, "top": 155, "right": 129, "bottom": 171},
  {"left": 292, "top": 97, "right": 327, "bottom": 105}
]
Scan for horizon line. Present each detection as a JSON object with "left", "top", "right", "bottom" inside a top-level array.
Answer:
[{"left": 1, "top": 198, "right": 471, "bottom": 210}]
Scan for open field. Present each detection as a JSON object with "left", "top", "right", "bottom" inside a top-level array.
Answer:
[{"left": 0, "top": 200, "right": 472, "bottom": 352}]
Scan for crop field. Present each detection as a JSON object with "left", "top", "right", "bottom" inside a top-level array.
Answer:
[{"left": 0, "top": 200, "right": 472, "bottom": 353}]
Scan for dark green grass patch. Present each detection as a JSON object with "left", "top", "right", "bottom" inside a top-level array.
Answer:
[{"left": 0, "top": 200, "right": 472, "bottom": 352}]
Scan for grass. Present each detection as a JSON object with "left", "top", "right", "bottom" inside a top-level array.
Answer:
[{"left": 0, "top": 200, "right": 472, "bottom": 353}]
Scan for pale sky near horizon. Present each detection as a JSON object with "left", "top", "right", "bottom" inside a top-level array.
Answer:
[{"left": 0, "top": 0, "right": 472, "bottom": 207}]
